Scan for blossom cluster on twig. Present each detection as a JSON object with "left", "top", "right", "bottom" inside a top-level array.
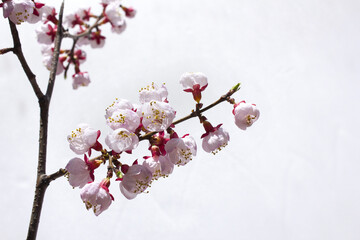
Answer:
[
  {"left": 1, "top": 0, "right": 136, "bottom": 89},
  {"left": 65, "top": 72, "right": 260, "bottom": 216}
]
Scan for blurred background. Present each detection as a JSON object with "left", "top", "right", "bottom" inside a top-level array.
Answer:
[{"left": 0, "top": 0, "right": 359, "bottom": 239}]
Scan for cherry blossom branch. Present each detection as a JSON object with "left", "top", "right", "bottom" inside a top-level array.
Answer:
[
  {"left": 0, "top": 47, "right": 14, "bottom": 54},
  {"left": 45, "top": 3, "right": 64, "bottom": 99},
  {"left": 139, "top": 83, "right": 241, "bottom": 141},
  {"left": 47, "top": 168, "right": 67, "bottom": 181},
  {"left": 84, "top": 83, "right": 240, "bottom": 163},
  {"left": 63, "top": 13, "right": 104, "bottom": 40},
  {"left": 26, "top": 3, "right": 65, "bottom": 240},
  {"left": 7, "top": 20, "right": 44, "bottom": 100}
]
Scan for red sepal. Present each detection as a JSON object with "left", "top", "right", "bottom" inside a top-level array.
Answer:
[{"left": 121, "top": 164, "right": 129, "bottom": 174}]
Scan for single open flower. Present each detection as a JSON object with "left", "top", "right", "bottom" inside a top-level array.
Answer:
[
  {"left": 106, "top": 109, "right": 140, "bottom": 132},
  {"left": 67, "top": 124, "right": 101, "bottom": 155},
  {"left": 179, "top": 72, "right": 208, "bottom": 103},
  {"left": 120, "top": 164, "right": 153, "bottom": 200},
  {"left": 139, "top": 82, "right": 168, "bottom": 104},
  {"left": 201, "top": 122, "right": 230, "bottom": 154},
  {"left": 165, "top": 134, "right": 197, "bottom": 166},
  {"left": 72, "top": 72, "right": 91, "bottom": 89},
  {"left": 80, "top": 179, "right": 113, "bottom": 216},
  {"left": 233, "top": 101, "right": 260, "bottom": 130},
  {"left": 141, "top": 100, "right": 176, "bottom": 132},
  {"left": 105, "top": 128, "right": 139, "bottom": 153}
]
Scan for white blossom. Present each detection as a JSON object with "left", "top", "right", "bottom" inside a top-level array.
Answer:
[
  {"left": 105, "top": 128, "right": 139, "bottom": 153},
  {"left": 165, "top": 135, "right": 197, "bottom": 166},
  {"left": 65, "top": 157, "right": 92, "bottom": 188},
  {"left": 80, "top": 180, "right": 113, "bottom": 216},
  {"left": 139, "top": 82, "right": 168, "bottom": 104},
  {"left": 105, "top": 98, "right": 135, "bottom": 119},
  {"left": 106, "top": 109, "right": 140, "bottom": 132},
  {"left": 8, "top": 0, "right": 34, "bottom": 24},
  {"left": 141, "top": 100, "right": 176, "bottom": 132},
  {"left": 202, "top": 127, "right": 230, "bottom": 154},
  {"left": 67, "top": 124, "right": 99, "bottom": 155},
  {"left": 120, "top": 164, "right": 152, "bottom": 200},
  {"left": 233, "top": 101, "right": 260, "bottom": 130},
  {"left": 72, "top": 72, "right": 91, "bottom": 89},
  {"left": 179, "top": 72, "right": 208, "bottom": 91}
]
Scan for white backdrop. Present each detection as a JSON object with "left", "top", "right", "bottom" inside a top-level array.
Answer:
[{"left": 1, "top": 0, "right": 360, "bottom": 239}]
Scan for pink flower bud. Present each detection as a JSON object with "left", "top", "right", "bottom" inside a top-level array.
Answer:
[{"left": 72, "top": 72, "right": 90, "bottom": 89}]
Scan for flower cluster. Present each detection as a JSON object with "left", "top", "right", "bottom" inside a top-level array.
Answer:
[
  {"left": 1, "top": 0, "right": 50, "bottom": 25},
  {"left": 65, "top": 72, "right": 260, "bottom": 215},
  {"left": 1, "top": 0, "right": 136, "bottom": 89}
]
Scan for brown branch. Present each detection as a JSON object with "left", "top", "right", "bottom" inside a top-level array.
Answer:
[
  {"left": 8, "top": 20, "right": 44, "bottom": 100},
  {"left": 45, "top": 1, "right": 64, "bottom": 99},
  {"left": 0, "top": 47, "right": 14, "bottom": 54},
  {"left": 47, "top": 168, "right": 67, "bottom": 181},
  {"left": 26, "top": 2, "right": 65, "bottom": 240}
]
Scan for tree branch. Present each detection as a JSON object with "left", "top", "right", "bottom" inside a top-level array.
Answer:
[
  {"left": 8, "top": 20, "right": 44, "bottom": 100},
  {"left": 26, "top": 2, "right": 65, "bottom": 240},
  {"left": 45, "top": 1, "right": 64, "bottom": 99}
]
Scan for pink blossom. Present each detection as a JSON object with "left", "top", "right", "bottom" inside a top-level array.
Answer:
[
  {"left": 106, "top": 109, "right": 140, "bottom": 132},
  {"left": 1, "top": 0, "right": 14, "bottom": 18},
  {"left": 41, "top": 45, "right": 64, "bottom": 75},
  {"left": 80, "top": 180, "right": 113, "bottom": 216},
  {"left": 105, "top": 2, "right": 127, "bottom": 34},
  {"left": 139, "top": 82, "right": 168, "bottom": 104},
  {"left": 120, "top": 164, "right": 153, "bottom": 200},
  {"left": 72, "top": 72, "right": 91, "bottom": 89},
  {"left": 201, "top": 123, "right": 230, "bottom": 154},
  {"left": 64, "top": 8, "right": 87, "bottom": 28},
  {"left": 67, "top": 124, "right": 101, "bottom": 155},
  {"left": 233, "top": 101, "right": 260, "bottom": 130},
  {"left": 35, "top": 23, "right": 57, "bottom": 44},
  {"left": 179, "top": 72, "right": 208, "bottom": 103},
  {"left": 89, "top": 30, "right": 106, "bottom": 48},
  {"left": 141, "top": 100, "right": 176, "bottom": 132},
  {"left": 105, "top": 98, "right": 135, "bottom": 119},
  {"left": 121, "top": 6, "right": 136, "bottom": 18},
  {"left": 105, "top": 128, "right": 139, "bottom": 153},
  {"left": 65, "top": 157, "right": 92, "bottom": 188},
  {"left": 165, "top": 135, "right": 197, "bottom": 166},
  {"left": 27, "top": 2, "right": 50, "bottom": 24},
  {"left": 8, "top": 0, "right": 34, "bottom": 24},
  {"left": 143, "top": 155, "right": 174, "bottom": 179}
]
